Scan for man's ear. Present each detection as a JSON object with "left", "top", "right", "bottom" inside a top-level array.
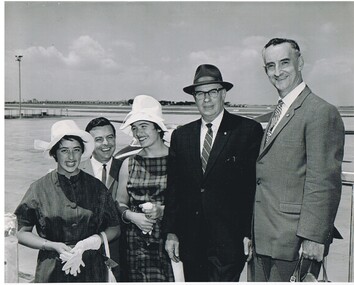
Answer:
[
  {"left": 298, "top": 55, "right": 304, "bottom": 71},
  {"left": 263, "top": 66, "right": 268, "bottom": 74}
]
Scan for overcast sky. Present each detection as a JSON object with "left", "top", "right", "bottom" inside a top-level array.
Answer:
[{"left": 4, "top": 1, "right": 354, "bottom": 106}]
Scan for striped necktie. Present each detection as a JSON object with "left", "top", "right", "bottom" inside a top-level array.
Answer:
[
  {"left": 102, "top": 163, "right": 107, "bottom": 186},
  {"left": 201, "top": 123, "right": 213, "bottom": 173},
  {"left": 265, "top": 100, "right": 284, "bottom": 144}
]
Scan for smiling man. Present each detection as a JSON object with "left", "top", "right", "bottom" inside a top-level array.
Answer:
[
  {"left": 250, "top": 38, "right": 345, "bottom": 282},
  {"left": 80, "top": 116, "right": 123, "bottom": 280},
  {"left": 162, "top": 64, "right": 263, "bottom": 281},
  {"left": 81, "top": 117, "right": 122, "bottom": 199}
]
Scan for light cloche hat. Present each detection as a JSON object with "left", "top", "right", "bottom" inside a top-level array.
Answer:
[
  {"left": 34, "top": 120, "right": 94, "bottom": 161},
  {"left": 120, "top": 95, "right": 168, "bottom": 135}
]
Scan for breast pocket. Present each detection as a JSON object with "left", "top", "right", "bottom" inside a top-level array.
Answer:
[
  {"left": 225, "top": 155, "right": 238, "bottom": 164},
  {"left": 223, "top": 155, "right": 244, "bottom": 179}
]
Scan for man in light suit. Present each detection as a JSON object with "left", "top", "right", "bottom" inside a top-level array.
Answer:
[
  {"left": 162, "top": 64, "right": 263, "bottom": 281},
  {"left": 80, "top": 117, "right": 123, "bottom": 280},
  {"left": 250, "top": 38, "right": 345, "bottom": 281}
]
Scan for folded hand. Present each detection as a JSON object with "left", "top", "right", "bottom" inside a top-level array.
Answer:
[{"left": 61, "top": 247, "right": 85, "bottom": 276}]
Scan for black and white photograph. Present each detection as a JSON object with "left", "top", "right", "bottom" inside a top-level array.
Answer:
[{"left": 4, "top": 1, "right": 354, "bottom": 283}]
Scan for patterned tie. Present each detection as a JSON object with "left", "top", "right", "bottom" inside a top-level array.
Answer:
[
  {"left": 201, "top": 123, "right": 213, "bottom": 173},
  {"left": 102, "top": 164, "right": 107, "bottom": 186},
  {"left": 265, "top": 100, "right": 284, "bottom": 144}
]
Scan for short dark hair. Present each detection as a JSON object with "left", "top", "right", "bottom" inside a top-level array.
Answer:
[
  {"left": 153, "top": 123, "right": 165, "bottom": 139},
  {"left": 85, "top": 117, "right": 116, "bottom": 136},
  {"left": 264, "top": 38, "right": 301, "bottom": 53},
  {"left": 49, "top": 135, "right": 85, "bottom": 162}
]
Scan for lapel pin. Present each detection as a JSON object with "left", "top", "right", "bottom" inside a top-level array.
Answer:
[{"left": 224, "top": 132, "right": 227, "bottom": 135}]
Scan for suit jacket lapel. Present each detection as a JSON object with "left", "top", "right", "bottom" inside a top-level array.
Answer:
[
  {"left": 106, "top": 158, "right": 119, "bottom": 190},
  {"left": 190, "top": 120, "right": 204, "bottom": 181},
  {"left": 258, "top": 87, "right": 312, "bottom": 159},
  {"left": 80, "top": 159, "right": 94, "bottom": 176}
]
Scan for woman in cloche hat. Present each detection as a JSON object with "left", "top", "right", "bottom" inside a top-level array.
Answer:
[
  {"left": 117, "top": 95, "right": 174, "bottom": 282},
  {"left": 15, "top": 120, "right": 120, "bottom": 282}
]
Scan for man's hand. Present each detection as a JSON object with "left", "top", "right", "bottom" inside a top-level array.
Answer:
[
  {"left": 243, "top": 237, "right": 253, "bottom": 262},
  {"left": 165, "top": 233, "right": 180, "bottom": 262},
  {"left": 301, "top": 239, "right": 325, "bottom": 262}
]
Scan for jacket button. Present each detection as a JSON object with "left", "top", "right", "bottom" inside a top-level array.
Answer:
[
  {"left": 257, "top": 178, "right": 261, "bottom": 185},
  {"left": 196, "top": 211, "right": 199, "bottom": 215},
  {"left": 201, "top": 188, "right": 205, "bottom": 193},
  {"left": 72, "top": 223, "right": 77, "bottom": 228}
]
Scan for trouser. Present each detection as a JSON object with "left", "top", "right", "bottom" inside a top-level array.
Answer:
[
  {"left": 183, "top": 256, "right": 244, "bottom": 282},
  {"left": 248, "top": 253, "right": 321, "bottom": 282}
]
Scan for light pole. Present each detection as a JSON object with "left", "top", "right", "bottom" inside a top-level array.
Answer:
[{"left": 15, "top": 55, "right": 23, "bottom": 119}]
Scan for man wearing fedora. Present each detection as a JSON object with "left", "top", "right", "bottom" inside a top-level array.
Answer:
[
  {"left": 162, "top": 64, "right": 263, "bottom": 281},
  {"left": 80, "top": 117, "right": 124, "bottom": 280}
]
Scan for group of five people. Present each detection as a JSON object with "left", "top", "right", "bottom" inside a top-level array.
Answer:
[{"left": 14, "top": 37, "right": 345, "bottom": 282}]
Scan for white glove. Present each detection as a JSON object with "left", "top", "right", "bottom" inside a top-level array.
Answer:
[
  {"left": 62, "top": 249, "right": 85, "bottom": 276},
  {"left": 62, "top": 234, "right": 102, "bottom": 276},
  {"left": 141, "top": 202, "right": 153, "bottom": 235},
  {"left": 60, "top": 251, "right": 75, "bottom": 275}
]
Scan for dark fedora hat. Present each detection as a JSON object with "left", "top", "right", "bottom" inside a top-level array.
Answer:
[{"left": 183, "top": 64, "right": 233, "bottom": 95}]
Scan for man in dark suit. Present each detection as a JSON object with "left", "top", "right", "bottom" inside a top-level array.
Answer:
[
  {"left": 162, "top": 64, "right": 263, "bottom": 281},
  {"left": 250, "top": 38, "right": 345, "bottom": 281},
  {"left": 80, "top": 117, "right": 124, "bottom": 280},
  {"left": 81, "top": 117, "right": 122, "bottom": 200}
]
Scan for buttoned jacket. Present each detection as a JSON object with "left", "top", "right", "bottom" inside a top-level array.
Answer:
[
  {"left": 253, "top": 86, "right": 345, "bottom": 261},
  {"left": 79, "top": 157, "right": 123, "bottom": 279},
  {"left": 162, "top": 110, "right": 263, "bottom": 265}
]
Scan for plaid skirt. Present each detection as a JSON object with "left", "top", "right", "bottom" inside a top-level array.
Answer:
[{"left": 126, "top": 223, "right": 174, "bottom": 282}]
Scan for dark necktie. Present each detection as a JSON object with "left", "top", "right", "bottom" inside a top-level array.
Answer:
[
  {"left": 201, "top": 123, "right": 213, "bottom": 173},
  {"left": 265, "top": 100, "right": 284, "bottom": 144},
  {"left": 102, "top": 164, "right": 107, "bottom": 186}
]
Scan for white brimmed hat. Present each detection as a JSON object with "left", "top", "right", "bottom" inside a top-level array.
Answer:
[
  {"left": 34, "top": 120, "right": 94, "bottom": 161},
  {"left": 120, "top": 95, "right": 168, "bottom": 135}
]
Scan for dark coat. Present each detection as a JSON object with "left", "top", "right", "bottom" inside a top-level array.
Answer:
[
  {"left": 80, "top": 157, "right": 124, "bottom": 280},
  {"left": 162, "top": 110, "right": 263, "bottom": 266}
]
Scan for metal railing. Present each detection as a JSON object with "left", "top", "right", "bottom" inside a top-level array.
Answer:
[{"left": 342, "top": 171, "right": 354, "bottom": 282}]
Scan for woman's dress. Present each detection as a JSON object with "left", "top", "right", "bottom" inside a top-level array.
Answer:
[
  {"left": 15, "top": 170, "right": 120, "bottom": 282},
  {"left": 125, "top": 155, "right": 174, "bottom": 282}
]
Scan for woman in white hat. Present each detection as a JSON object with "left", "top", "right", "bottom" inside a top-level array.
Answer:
[
  {"left": 15, "top": 120, "right": 120, "bottom": 282},
  {"left": 117, "top": 95, "right": 174, "bottom": 282}
]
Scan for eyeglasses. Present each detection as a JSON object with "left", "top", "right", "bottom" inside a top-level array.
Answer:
[{"left": 194, "top": 88, "right": 224, "bottom": 100}]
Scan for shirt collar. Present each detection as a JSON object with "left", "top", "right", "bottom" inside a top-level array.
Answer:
[
  {"left": 91, "top": 155, "right": 113, "bottom": 169},
  {"left": 280, "top": 82, "right": 306, "bottom": 107}
]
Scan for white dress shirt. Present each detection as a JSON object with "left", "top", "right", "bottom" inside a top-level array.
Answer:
[
  {"left": 272, "top": 82, "right": 306, "bottom": 132},
  {"left": 90, "top": 156, "right": 113, "bottom": 181},
  {"left": 200, "top": 109, "right": 224, "bottom": 155}
]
